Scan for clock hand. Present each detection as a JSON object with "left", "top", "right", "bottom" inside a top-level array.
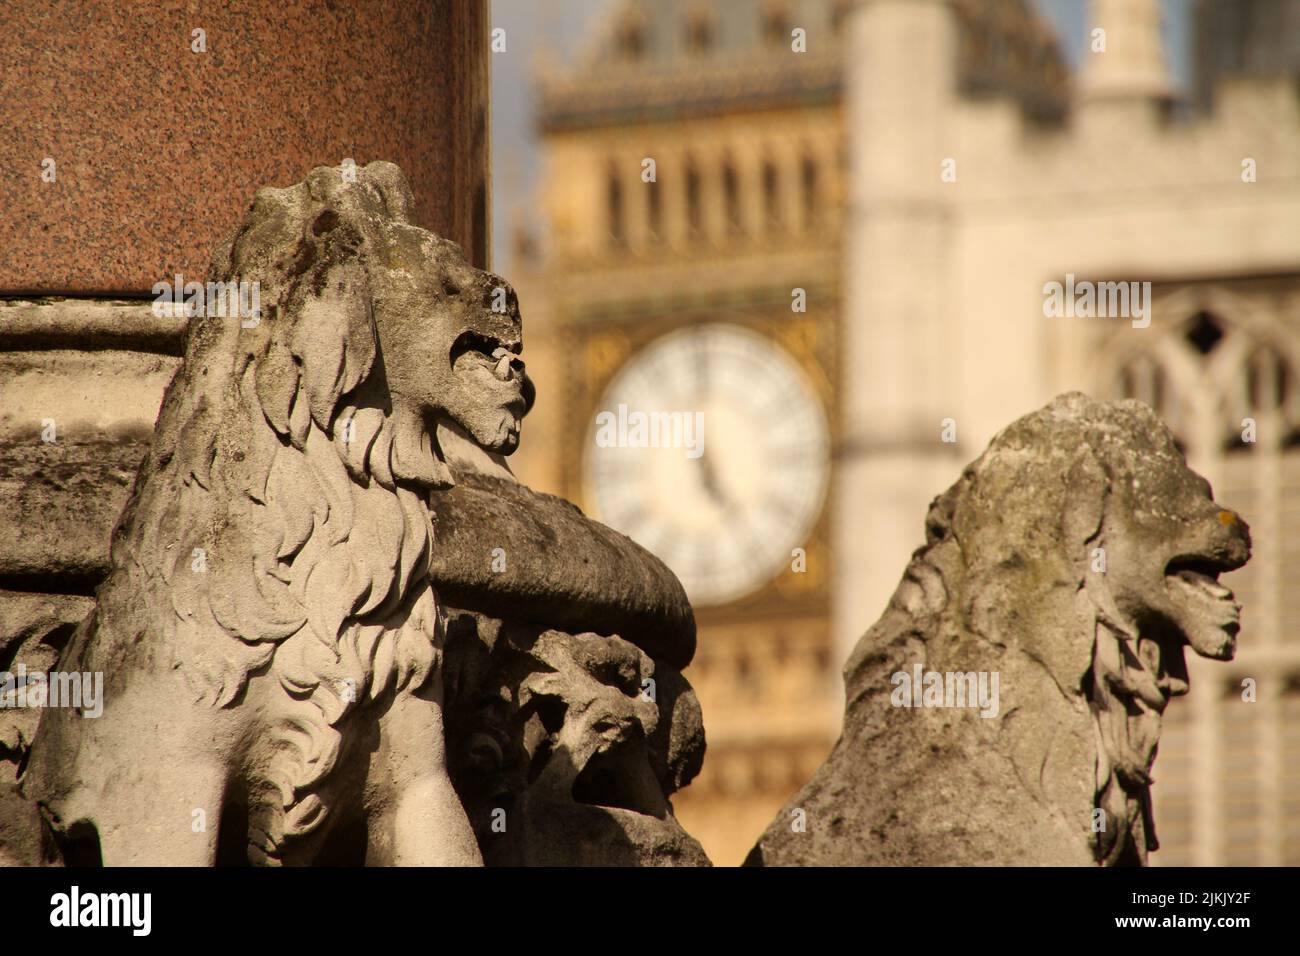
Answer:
[
  {"left": 691, "top": 345, "right": 729, "bottom": 507},
  {"left": 697, "top": 450, "right": 732, "bottom": 511}
]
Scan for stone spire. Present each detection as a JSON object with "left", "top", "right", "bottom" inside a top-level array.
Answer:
[{"left": 1080, "top": 0, "right": 1174, "bottom": 100}]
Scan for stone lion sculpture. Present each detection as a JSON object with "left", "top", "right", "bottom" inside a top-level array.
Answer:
[
  {"left": 24, "top": 161, "right": 532, "bottom": 865},
  {"left": 748, "top": 393, "right": 1250, "bottom": 866}
]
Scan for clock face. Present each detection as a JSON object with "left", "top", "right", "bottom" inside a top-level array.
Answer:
[{"left": 584, "top": 323, "right": 830, "bottom": 607}]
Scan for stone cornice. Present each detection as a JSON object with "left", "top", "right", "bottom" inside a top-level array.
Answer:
[{"left": 538, "top": 54, "right": 842, "bottom": 131}]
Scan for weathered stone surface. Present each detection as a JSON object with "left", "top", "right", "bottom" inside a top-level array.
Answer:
[
  {"left": 0, "top": 591, "right": 92, "bottom": 865},
  {"left": 12, "top": 161, "right": 707, "bottom": 867},
  {"left": 444, "top": 612, "right": 707, "bottom": 866},
  {"left": 0, "top": 350, "right": 176, "bottom": 444},
  {"left": 0, "top": 299, "right": 185, "bottom": 355},
  {"left": 747, "top": 393, "right": 1251, "bottom": 866},
  {"left": 0, "top": 441, "right": 148, "bottom": 587},
  {"left": 429, "top": 470, "right": 695, "bottom": 669},
  {"left": 0, "top": 781, "right": 51, "bottom": 866},
  {"left": 0, "top": 302, "right": 185, "bottom": 586},
  {"left": 0, "top": 591, "right": 94, "bottom": 762},
  {"left": 0, "top": 435, "right": 698, "bottom": 665}
]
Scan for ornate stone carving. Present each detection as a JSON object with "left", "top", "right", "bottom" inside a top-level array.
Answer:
[
  {"left": 0, "top": 592, "right": 93, "bottom": 866},
  {"left": 17, "top": 161, "right": 707, "bottom": 866},
  {"left": 443, "top": 613, "right": 707, "bottom": 866},
  {"left": 748, "top": 393, "right": 1251, "bottom": 866},
  {"left": 426, "top": 465, "right": 708, "bottom": 866}
]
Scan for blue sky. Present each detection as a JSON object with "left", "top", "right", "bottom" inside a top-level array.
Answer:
[{"left": 488, "top": 0, "right": 1195, "bottom": 268}]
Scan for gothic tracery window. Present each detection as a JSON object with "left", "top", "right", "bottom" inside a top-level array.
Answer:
[{"left": 1106, "top": 284, "right": 1300, "bottom": 864}]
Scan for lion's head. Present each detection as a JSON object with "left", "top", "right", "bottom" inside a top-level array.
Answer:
[
  {"left": 221, "top": 159, "right": 530, "bottom": 467},
  {"left": 753, "top": 393, "right": 1250, "bottom": 867}
]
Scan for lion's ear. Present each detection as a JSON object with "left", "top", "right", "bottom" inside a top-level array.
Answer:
[{"left": 288, "top": 262, "right": 377, "bottom": 432}]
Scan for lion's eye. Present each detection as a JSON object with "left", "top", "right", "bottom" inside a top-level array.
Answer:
[{"left": 442, "top": 279, "right": 460, "bottom": 297}]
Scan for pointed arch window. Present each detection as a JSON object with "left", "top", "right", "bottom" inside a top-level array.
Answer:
[
  {"left": 684, "top": 10, "right": 715, "bottom": 55},
  {"left": 684, "top": 157, "right": 703, "bottom": 239},
  {"left": 615, "top": 13, "right": 646, "bottom": 60},
  {"left": 800, "top": 154, "right": 819, "bottom": 229},
  {"left": 646, "top": 174, "right": 662, "bottom": 241},
  {"left": 722, "top": 158, "right": 742, "bottom": 235},
  {"left": 762, "top": 159, "right": 781, "bottom": 231},
  {"left": 1107, "top": 304, "right": 1300, "bottom": 454},
  {"left": 606, "top": 164, "right": 625, "bottom": 247},
  {"left": 762, "top": 2, "right": 791, "bottom": 48}
]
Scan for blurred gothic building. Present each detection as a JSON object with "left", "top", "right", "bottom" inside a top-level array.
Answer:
[{"left": 509, "top": 0, "right": 1300, "bottom": 866}]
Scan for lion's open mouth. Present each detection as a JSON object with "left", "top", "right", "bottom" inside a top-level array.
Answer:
[
  {"left": 1164, "top": 555, "right": 1238, "bottom": 608},
  {"left": 1163, "top": 555, "right": 1242, "bottom": 659},
  {"left": 451, "top": 330, "right": 522, "bottom": 383},
  {"left": 448, "top": 329, "right": 526, "bottom": 451},
  {"left": 570, "top": 719, "right": 669, "bottom": 819}
]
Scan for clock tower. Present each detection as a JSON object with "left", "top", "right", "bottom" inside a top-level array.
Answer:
[{"left": 509, "top": 0, "right": 847, "bottom": 863}]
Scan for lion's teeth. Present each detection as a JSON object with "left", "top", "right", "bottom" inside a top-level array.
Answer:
[
  {"left": 1172, "top": 569, "right": 1233, "bottom": 600},
  {"left": 492, "top": 350, "right": 512, "bottom": 381}
]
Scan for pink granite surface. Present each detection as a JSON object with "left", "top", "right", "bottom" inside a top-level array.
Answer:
[{"left": 0, "top": 0, "right": 488, "bottom": 293}]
